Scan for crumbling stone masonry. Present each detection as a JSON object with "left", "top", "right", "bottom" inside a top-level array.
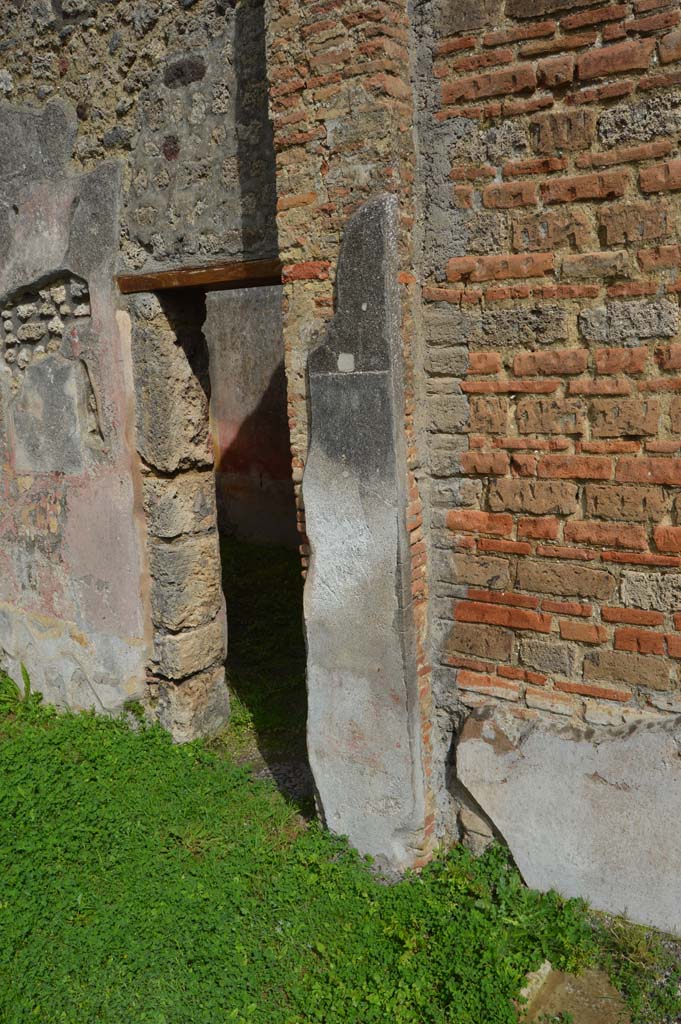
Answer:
[{"left": 3, "top": 0, "right": 681, "bottom": 932}]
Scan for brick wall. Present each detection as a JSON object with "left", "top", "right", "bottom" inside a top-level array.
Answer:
[
  {"left": 264, "top": 0, "right": 437, "bottom": 856},
  {"left": 420, "top": 0, "right": 681, "bottom": 830}
]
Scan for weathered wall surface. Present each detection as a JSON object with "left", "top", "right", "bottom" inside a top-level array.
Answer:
[
  {"left": 0, "top": 100, "right": 149, "bottom": 711},
  {"left": 303, "top": 195, "right": 427, "bottom": 868},
  {"left": 416, "top": 0, "right": 681, "bottom": 930},
  {"left": 0, "top": 0, "right": 277, "bottom": 273},
  {"left": 459, "top": 706, "right": 681, "bottom": 933},
  {"left": 205, "top": 286, "right": 298, "bottom": 548},
  {"left": 265, "top": 0, "right": 437, "bottom": 862},
  {"left": 0, "top": 0, "right": 276, "bottom": 732},
  {"left": 6, "top": 0, "right": 681, "bottom": 920}
]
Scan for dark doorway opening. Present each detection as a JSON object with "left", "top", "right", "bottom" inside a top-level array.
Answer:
[
  {"left": 219, "top": 538, "right": 310, "bottom": 802},
  {"left": 203, "top": 286, "right": 312, "bottom": 809}
]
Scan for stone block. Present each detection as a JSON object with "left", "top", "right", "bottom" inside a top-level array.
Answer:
[
  {"left": 458, "top": 707, "right": 681, "bottom": 934},
  {"left": 579, "top": 299, "right": 678, "bottom": 343},
  {"left": 517, "top": 559, "right": 615, "bottom": 600},
  {"left": 447, "top": 621, "right": 513, "bottom": 662},
  {"left": 302, "top": 195, "right": 428, "bottom": 869},
  {"left": 430, "top": 437, "right": 469, "bottom": 477},
  {"left": 429, "top": 394, "right": 469, "bottom": 434},
  {"left": 147, "top": 666, "right": 230, "bottom": 743},
  {"left": 143, "top": 472, "right": 217, "bottom": 539},
  {"left": 459, "top": 804, "right": 494, "bottom": 838},
  {"left": 437, "top": 0, "right": 504, "bottom": 34},
  {"left": 149, "top": 535, "right": 224, "bottom": 631},
  {"left": 131, "top": 307, "right": 212, "bottom": 474},
  {"left": 450, "top": 553, "right": 512, "bottom": 589},
  {"left": 480, "top": 306, "right": 568, "bottom": 347},
  {"left": 426, "top": 347, "right": 468, "bottom": 377},
  {"left": 424, "top": 307, "right": 482, "bottom": 348},
  {"left": 583, "top": 649, "right": 670, "bottom": 691},
  {"left": 520, "top": 638, "right": 581, "bottom": 678},
  {"left": 485, "top": 121, "right": 531, "bottom": 165},
  {"left": 466, "top": 211, "right": 511, "bottom": 256},
  {"left": 621, "top": 571, "right": 681, "bottom": 612},
  {"left": 462, "top": 830, "right": 495, "bottom": 856},
  {"left": 598, "top": 91, "right": 681, "bottom": 148},
  {"left": 153, "top": 615, "right": 226, "bottom": 680}
]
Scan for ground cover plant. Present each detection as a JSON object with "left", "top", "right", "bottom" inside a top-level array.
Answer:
[
  {"left": 1, "top": 539, "right": 679, "bottom": 1023},
  {"left": 0, "top": 685, "right": 594, "bottom": 1024},
  {"left": 1, "top": 684, "right": 680, "bottom": 1023}
]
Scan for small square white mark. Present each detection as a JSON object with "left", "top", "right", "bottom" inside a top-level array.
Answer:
[{"left": 338, "top": 352, "right": 355, "bottom": 372}]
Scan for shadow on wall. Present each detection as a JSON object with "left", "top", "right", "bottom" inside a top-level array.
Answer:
[
  {"left": 151, "top": 288, "right": 298, "bottom": 551},
  {"left": 157, "top": 288, "right": 211, "bottom": 402},
  {"left": 235, "top": 0, "right": 279, "bottom": 261},
  {"left": 213, "top": 357, "right": 308, "bottom": 806},
  {"left": 149, "top": 288, "right": 307, "bottom": 802},
  {"left": 205, "top": 287, "right": 307, "bottom": 798},
  {"left": 214, "top": 363, "right": 299, "bottom": 548}
]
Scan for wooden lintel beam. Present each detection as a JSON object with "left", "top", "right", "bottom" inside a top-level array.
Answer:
[{"left": 116, "top": 257, "right": 282, "bottom": 295}]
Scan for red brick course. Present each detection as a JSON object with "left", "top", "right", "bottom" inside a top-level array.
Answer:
[
  {"left": 420, "top": 0, "right": 681, "bottom": 727},
  {"left": 269, "top": 0, "right": 681, "bottom": 848}
]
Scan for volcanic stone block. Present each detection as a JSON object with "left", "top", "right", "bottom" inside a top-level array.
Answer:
[
  {"left": 450, "top": 553, "right": 512, "bottom": 590},
  {"left": 437, "top": 0, "right": 503, "bottom": 34},
  {"left": 621, "top": 571, "right": 681, "bottom": 612},
  {"left": 520, "top": 638, "right": 581, "bottom": 678},
  {"left": 598, "top": 91, "right": 681, "bottom": 148},
  {"left": 153, "top": 615, "right": 226, "bottom": 680},
  {"left": 149, "top": 535, "right": 224, "bottom": 631},
  {"left": 517, "top": 559, "right": 616, "bottom": 600},
  {"left": 447, "top": 621, "right": 513, "bottom": 662},
  {"left": 302, "top": 194, "right": 428, "bottom": 869},
  {"left": 583, "top": 649, "right": 670, "bottom": 691},
  {"left": 149, "top": 666, "right": 230, "bottom": 743},
  {"left": 9, "top": 355, "right": 89, "bottom": 474},
  {"left": 143, "top": 472, "right": 217, "bottom": 539},
  {"left": 458, "top": 707, "right": 681, "bottom": 934},
  {"left": 579, "top": 299, "right": 678, "bottom": 343},
  {"left": 131, "top": 305, "right": 212, "bottom": 474}
]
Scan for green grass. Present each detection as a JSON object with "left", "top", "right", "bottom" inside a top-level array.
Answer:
[
  {"left": 215, "top": 537, "right": 307, "bottom": 763},
  {"left": 0, "top": 686, "right": 679, "bottom": 1024},
  {"left": 0, "top": 683, "right": 601, "bottom": 1024},
  {"left": 0, "top": 535, "right": 679, "bottom": 1024},
  {"left": 595, "top": 915, "right": 681, "bottom": 1023}
]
